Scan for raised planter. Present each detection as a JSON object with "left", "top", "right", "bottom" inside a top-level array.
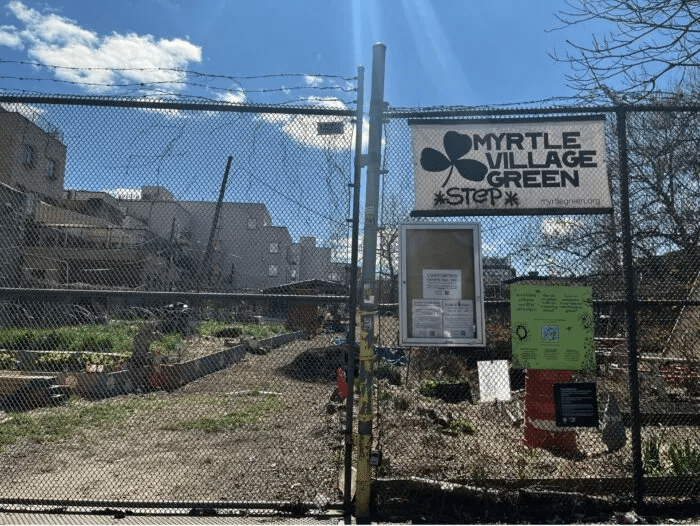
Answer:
[
  {"left": 57, "top": 330, "right": 306, "bottom": 397},
  {"left": 2, "top": 330, "right": 305, "bottom": 406}
]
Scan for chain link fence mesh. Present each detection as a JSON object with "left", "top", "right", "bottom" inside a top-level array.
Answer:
[
  {"left": 0, "top": 96, "right": 356, "bottom": 515},
  {"left": 371, "top": 107, "right": 700, "bottom": 518},
  {"left": 1, "top": 94, "right": 700, "bottom": 519}
]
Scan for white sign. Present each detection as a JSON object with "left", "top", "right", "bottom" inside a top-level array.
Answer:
[
  {"left": 477, "top": 360, "right": 511, "bottom": 402},
  {"left": 411, "top": 117, "right": 611, "bottom": 215},
  {"left": 442, "top": 299, "right": 473, "bottom": 338},
  {"left": 423, "top": 269, "right": 462, "bottom": 299},
  {"left": 412, "top": 299, "right": 443, "bottom": 338},
  {"left": 411, "top": 298, "right": 474, "bottom": 339}
]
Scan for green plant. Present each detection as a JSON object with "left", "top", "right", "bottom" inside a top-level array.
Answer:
[
  {"left": 0, "top": 352, "right": 15, "bottom": 369},
  {"left": 516, "top": 447, "right": 538, "bottom": 480},
  {"left": 0, "top": 322, "right": 138, "bottom": 357},
  {"left": 243, "top": 324, "right": 285, "bottom": 340},
  {"left": 197, "top": 320, "right": 228, "bottom": 336},
  {"left": 419, "top": 378, "right": 439, "bottom": 394},
  {"left": 668, "top": 439, "right": 700, "bottom": 475},
  {"left": 643, "top": 437, "right": 664, "bottom": 476},
  {"left": 35, "top": 352, "right": 74, "bottom": 369},
  {"left": 80, "top": 352, "right": 123, "bottom": 368},
  {"left": 150, "top": 332, "right": 184, "bottom": 358},
  {"left": 449, "top": 418, "right": 476, "bottom": 435}
]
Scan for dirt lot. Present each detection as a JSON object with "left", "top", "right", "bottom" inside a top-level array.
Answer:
[
  {"left": 0, "top": 332, "right": 345, "bottom": 507},
  {"left": 0, "top": 326, "right": 699, "bottom": 523}
]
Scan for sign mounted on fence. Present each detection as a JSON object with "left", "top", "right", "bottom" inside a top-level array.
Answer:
[
  {"left": 510, "top": 284, "right": 595, "bottom": 371},
  {"left": 399, "top": 222, "right": 485, "bottom": 347},
  {"left": 409, "top": 116, "right": 611, "bottom": 216}
]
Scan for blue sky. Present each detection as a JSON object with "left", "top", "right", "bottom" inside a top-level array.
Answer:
[
  {"left": 0, "top": 0, "right": 605, "bottom": 107},
  {"left": 0, "top": 0, "right": 611, "bottom": 271}
]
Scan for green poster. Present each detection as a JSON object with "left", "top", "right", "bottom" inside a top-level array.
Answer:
[{"left": 510, "top": 284, "right": 595, "bottom": 371}]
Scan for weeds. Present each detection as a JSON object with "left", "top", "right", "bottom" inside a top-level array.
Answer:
[
  {"left": 516, "top": 447, "right": 539, "bottom": 480},
  {"left": 0, "top": 397, "right": 163, "bottom": 451},
  {"left": 668, "top": 439, "right": 700, "bottom": 475},
  {"left": 643, "top": 437, "right": 663, "bottom": 476},
  {"left": 162, "top": 394, "right": 281, "bottom": 432},
  {"left": 0, "top": 323, "right": 137, "bottom": 356},
  {"left": 448, "top": 418, "right": 477, "bottom": 435}
]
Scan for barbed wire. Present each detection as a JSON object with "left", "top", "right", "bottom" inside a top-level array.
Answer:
[
  {"left": 0, "top": 74, "right": 356, "bottom": 93},
  {"left": 0, "top": 60, "right": 358, "bottom": 82}
]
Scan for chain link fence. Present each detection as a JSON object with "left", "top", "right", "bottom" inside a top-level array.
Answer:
[
  {"left": 1, "top": 93, "right": 700, "bottom": 521},
  {"left": 0, "top": 95, "right": 357, "bottom": 517},
  {"left": 370, "top": 105, "right": 700, "bottom": 520}
]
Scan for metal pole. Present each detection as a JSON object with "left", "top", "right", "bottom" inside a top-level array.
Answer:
[
  {"left": 356, "top": 42, "right": 386, "bottom": 524},
  {"left": 201, "top": 156, "right": 233, "bottom": 287},
  {"left": 343, "top": 64, "right": 365, "bottom": 523},
  {"left": 616, "top": 107, "right": 644, "bottom": 508}
]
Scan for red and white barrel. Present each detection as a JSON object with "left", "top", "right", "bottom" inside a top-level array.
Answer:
[{"left": 523, "top": 369, "right": 577, "bottom": 453}]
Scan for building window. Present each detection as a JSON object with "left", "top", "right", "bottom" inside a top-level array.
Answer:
[
  {"left": 23, "top": 145, "right": 34, "bottom": 166},
  {"left": 248, "top": 218, "right": 257, "bottom": 229},
  {"left": 47, "top": 160, "right": 56, "bottom": 180},
  {"left": 268, "top": 265, "right": 278, "bottom": 277},
  {"left": 291, "top": 269, "right": 298, "bottom": 279},
  {"left": 270, "top": 242, "right": 278, "bottom": 253}
]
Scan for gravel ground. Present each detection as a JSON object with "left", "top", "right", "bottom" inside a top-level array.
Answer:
[{"left": 0, "top": 328, "right": 699, "bottom": 524}]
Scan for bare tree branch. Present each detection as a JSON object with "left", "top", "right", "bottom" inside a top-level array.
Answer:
[{"left": 550, "top": 0, "right": 700, "bottom": 100}]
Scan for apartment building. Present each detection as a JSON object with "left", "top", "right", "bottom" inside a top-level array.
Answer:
[{"left": 0, "top": 107, "right": 66, "bottom": 205}]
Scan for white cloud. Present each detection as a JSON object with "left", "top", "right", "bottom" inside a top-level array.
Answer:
[
  {"left": 0, "top": 24, "right": 22, "bottom": 48},
  {"left": 256, "top": 97, "right": 367, "bottom": 152},
  {"left": 2, "top": 1, "right": 202, "bottom": 94},
  {"left": 1, "top": 101, "right": 45, "bottom": 120},
  {"left": 217, "top": 89, "right": 247, "bottom": 104},
  {"left": 304, "top": 75, "right": 323, "bottom": 87},
  {"left": 541, "top": 218, "right": 582, "bottom": 237}
]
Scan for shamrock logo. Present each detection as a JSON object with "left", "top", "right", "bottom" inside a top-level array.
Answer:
[{"left": 420, "top": 131, "right": 488, "bottom": 187}]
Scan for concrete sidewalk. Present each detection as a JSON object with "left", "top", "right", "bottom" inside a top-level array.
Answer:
[{"left": 0, "top": 510, "right": 349, "bottom": 524}]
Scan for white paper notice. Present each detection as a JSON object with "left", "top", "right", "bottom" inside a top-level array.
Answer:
[
  {"left": 442, "top": 300, "right": 474, "bottom": 338},
  {"left": 423, "top": 269, "right": 462, "bottom": 300},
  {"left": 478, "top": 360, "right": 511, "bottom": 402},
  {"left": 412, "top": 299, "right": 442, "bottom": 337}
]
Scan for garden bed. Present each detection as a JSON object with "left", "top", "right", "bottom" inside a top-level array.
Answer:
[{"left": 0, "top": 326, "right": 305, "bottom": 407}]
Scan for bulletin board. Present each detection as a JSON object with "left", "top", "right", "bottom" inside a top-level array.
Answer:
[{"left": 399, "top": 222, "right": 485, "bottom": 346}]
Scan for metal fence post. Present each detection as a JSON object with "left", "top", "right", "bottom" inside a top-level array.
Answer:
[
  {"left": 616, "top": 106, "right": 644, "bottom": 508},
  {"left": 344, "top": 64, "right": 365, "bottom": 523},
  {"left": 356, "top": 42, "right": 386, "bottom": 524}
]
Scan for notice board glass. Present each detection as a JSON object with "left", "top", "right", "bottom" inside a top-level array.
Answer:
[{"left": 399, "top": 222, "right": 485, "bottom": 346}]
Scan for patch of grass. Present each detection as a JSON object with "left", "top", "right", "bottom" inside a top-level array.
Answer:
[
  {"left": 0, "top": 328, "right": 34, "bottom": 349},
  {"left": 150, "top": 332, "right": 184, "bottom": 359},
  {"left": 0, "top": 397, "right": 163, "bottom": 450},
  {"left": 668, "top": 439, "right": 700, "bottom": 475},
  {"left": 244, "top": 324, "right": 285, "bottom": 339},
  {"left": 0, "top": 323, "right": 138, "bottom": 356},
  {"left": 643, "top": 437, "right": 664, "bottom": 476},
  {"left": 197, "top": 320, "right": 229, "bottom": 336},
  {"left": 162, "top": 394, "right": 281, "bottom": 432}
]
